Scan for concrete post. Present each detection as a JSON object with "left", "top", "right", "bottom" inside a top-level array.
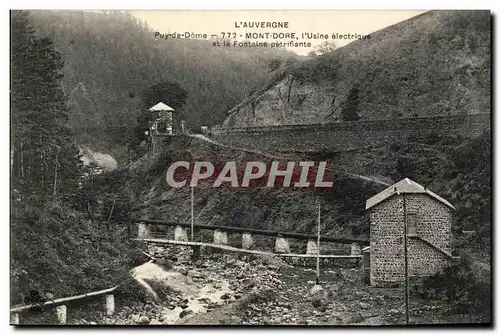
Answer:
[
  {"left": 105, "top": 294, "right": 115, "bottom": 316},
  {"left": 174, "top": 226, "right": 188, "bottom": 242},
  {"left": 55, "top": 305, "right": 67, "bottom": 324},
  {"left": 10, "top": 313, "right": 19, "bottom": 325},
  {"left": 241, "top": 232, "right": 254, "bottom": 249},
  {"left": 306, "top": 239, "right": 319, "bottom": 255},
  {"left": 137, "top": 223, "right": 149, "bottom": 239},
  {"left": 351, "top": 243, "right": 361, "bottom": 256},
  {"left": 213, "top": 230, "right": 228, "bottom": 245},
  {"left": 275, "top": 236, "right": 291, "bottom": 254}
]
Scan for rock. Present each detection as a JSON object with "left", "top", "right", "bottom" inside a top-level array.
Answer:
[
  {"left": 179, "top": 309, "right": 193, "bottom": 318},
  {"left": 167, "top": 305, "right": 176, "bottom": 310},
  {"left": 348, "top": 313, "right": 365, "bottom": 324},
  {"left": 226, "top": 258, "right": 236, "bottom": 265},
  {"left": 359, "top": 302, "right": 370, "bottom": 309},
  {"left": 311, "top": 298, "right": 326, "bottom": 309},
  {"left": 137, "top": 315, "right": 150, "bottom": 325},
  {"left": 230, "top": 315, "right": 242, "bottom": 324},
  {"left": 89, "top": 321, "right": 97, "bottom": 325},
  {"left": 180, "top": 303, "right": 189, "bottom": 309},
  {"left": 235, "top": 260, "right": 246, "bottom": 267},
  {"left": 310, "top": 284, "right": 323, "bottom": 295},
  {"left": 262, "top": 317, "right": 272, "bottom": 325},
  {"left": 307, "top": 280, "right": 315, "bottom": 285},
  {"left": 221, "top": 293, "right": 231, "bottom": 300},
  {"left": 189, "top": 271, "right": 205, "bottom": 279},
  {"left": 179, "top": 267, "right": 188, "bottom": 276}
]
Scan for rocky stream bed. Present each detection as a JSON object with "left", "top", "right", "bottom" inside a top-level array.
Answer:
[{"left": 21, "top": 243, "right": 471, "bottom": 325}]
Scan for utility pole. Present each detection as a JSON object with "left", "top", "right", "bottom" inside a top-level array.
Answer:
[
  {"left": 403, "top": 192, "right": 410, "bottom": 325},
  {"left": 191, "top": 186, "right": 194, "bottom": 242},
  {"left": 316, "top": 200, "right": 321, "bottom": 285},
  {"left": 398, "top": 187, "right": 410, "bottom": 325},
  {"left": 51, "top": 144, "right": 61, "bottom": 196}
]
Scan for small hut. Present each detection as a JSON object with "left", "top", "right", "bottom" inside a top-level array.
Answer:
[
  {"left": 148, "top": 102, "right": 175, "bottom": 135},
  {"left": 365, "top": 178, "right": 455, "bottom": 287}
]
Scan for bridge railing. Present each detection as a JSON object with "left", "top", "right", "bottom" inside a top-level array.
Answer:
[{"left": 133, "top": 219, "right": 367, "bottom": 257}]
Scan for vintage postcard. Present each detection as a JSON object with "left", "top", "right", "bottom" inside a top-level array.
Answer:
[{"left": 10, "top": 9, "right": 491, "bottom": 326}]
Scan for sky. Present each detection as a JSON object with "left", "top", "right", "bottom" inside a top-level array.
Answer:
[{"left": 131, "top": 10, "right": 426, "bottom": 55}]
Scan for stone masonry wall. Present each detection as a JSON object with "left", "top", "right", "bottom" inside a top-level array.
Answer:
[
  {"left": 210, "top": 114, "right": 489, "bottom": 154},
  {"left": 369, "top": 194, "right": 452, "bottom": 287}
]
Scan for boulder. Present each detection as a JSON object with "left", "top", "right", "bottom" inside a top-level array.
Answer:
[{"left": 137, "top": 315, "right": 150, "bottom": 325}]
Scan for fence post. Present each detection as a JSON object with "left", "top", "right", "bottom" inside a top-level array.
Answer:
[
  {"left": 137, "top": 223, "right": 149, "bottom": 239},
  {"left": 105, "top": 294, "right": 115, "bottom": 316},
  {"left": 306, "top": 239, "right": 318, "bottom": 255},
  {"left": 350, "top": 243, "right": 361, "bottom": 256},
  {"left": 174, "top": 226, "right": 188, "bottom": 242},
  {"left": 242, "top": 232, "right": 254, "bottom": 249},
  {"left": 55, "top": 305, "right": 67, "bottom": 324},
  {"left": 275, "top": 235, "right": 291, "bottom": 254},
  {"left": 213, "top": 229, "right": 228, "bottom": 245},
  {"left": 10, "top": 313, "right": 19, "bottom": 325}
]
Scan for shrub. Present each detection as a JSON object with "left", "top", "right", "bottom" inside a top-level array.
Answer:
[{"left": 416, "top": 253, "right": 491, "bottom": 322}]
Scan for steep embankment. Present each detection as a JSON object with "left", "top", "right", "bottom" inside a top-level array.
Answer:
[
  {"left": 127, "top": 136, "right": 383, "bottom": 241},
  {"left": 127, "top": 125, "right": 490, "bottom": 258},
  {"left": 222, "top": 10, "right": 490, "bottom": 127}
]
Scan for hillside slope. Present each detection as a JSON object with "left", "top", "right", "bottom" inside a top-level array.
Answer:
[
  {"left": 222, "top": 10, "right": 490, "bottom": 127},
  {"left": 27, "top": 10, "right": 295, "bottom": 155},
  {"left": 118, "top": 126, "right": 490, "bottom": 258}
]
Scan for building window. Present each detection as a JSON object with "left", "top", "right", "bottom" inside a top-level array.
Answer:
[{"left": 407, "top": 213, "right": 417, "bottom": 235}]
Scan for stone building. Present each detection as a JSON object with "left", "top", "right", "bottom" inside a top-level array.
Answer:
[
  {"left": 365, "top": 178, "right": 454, "bottom": 287},
  {"left": 148, "top": 102, "right": 175, "bottom": 135}
]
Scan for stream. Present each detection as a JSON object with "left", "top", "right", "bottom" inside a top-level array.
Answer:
[{"left": 128, "top": 260, "right": 235, "bottom": 324}]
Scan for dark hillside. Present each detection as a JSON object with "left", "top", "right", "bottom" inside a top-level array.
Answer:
[
  {"left": 27, "top": 10, "right": 296, "bottom": 156},
  {"left": 223, "top": 10, "right": 490, "bottom": 127}
]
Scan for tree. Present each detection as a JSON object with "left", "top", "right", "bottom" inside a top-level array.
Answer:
[
  {"left": 308, "top": 41, "right": 337, "bottom": 57},
  {"left": 139, "top": 81, "right": 188, "bottom": 111},
  {"left": 268, "top": 58, "right": 283, "bottom": 72},
  {"left": 340, "top": 84, "right": 362, "bottom": 121},
  {"left": 132, "top": 81, "right": 188, "bottom": 148},
  {"left": 11, "top": 10, "right": 80, "bottom": 200}
]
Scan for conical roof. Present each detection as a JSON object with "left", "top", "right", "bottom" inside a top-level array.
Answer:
[{"left": 148, "top": 102, "right": 175, "bottom": 112}]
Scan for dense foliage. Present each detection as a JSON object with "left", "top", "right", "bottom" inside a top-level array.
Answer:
[
  {"left": 386, "top": 130, "right": 491, "bottom": 258},
  {"left": 27, "top": 10, "right": 295, "bottom": 156},
  {"left": 10, "top": 11, "right": 143, "bottom": 306},
  {"left": 413, "top": 252, "right": 491, "bottom": 323}
]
